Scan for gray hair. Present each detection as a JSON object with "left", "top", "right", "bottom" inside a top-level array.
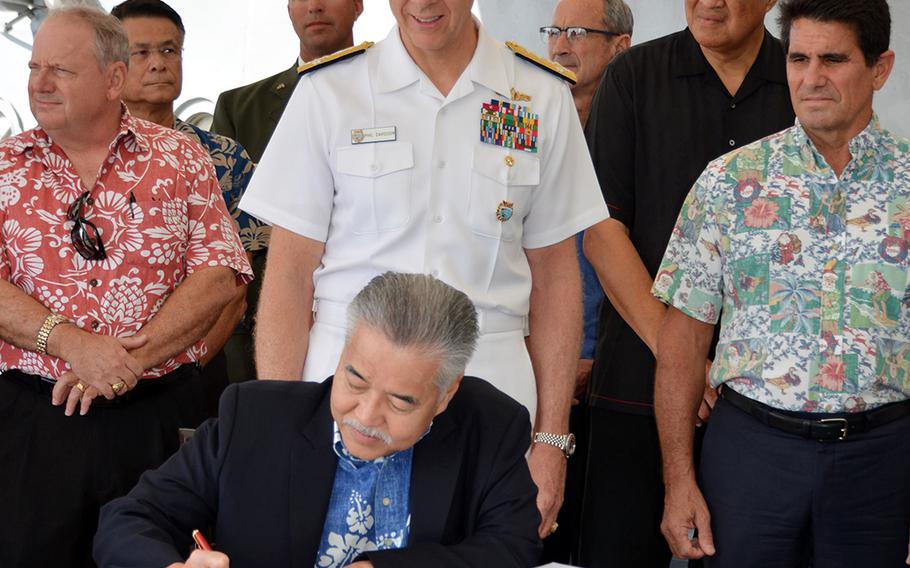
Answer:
[
  {"left": 602, "top": 0, "right": 634, "bottom": 36},
  {"left": 346, "top": 272, "right": 479, "bottom": 398},
  {"left": 44, "top": 6, "right": 130, "bottom": 69}
]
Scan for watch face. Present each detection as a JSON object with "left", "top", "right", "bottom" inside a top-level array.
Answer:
[{"left": 565, "top": 433, "right": 577, "bottom": 457}]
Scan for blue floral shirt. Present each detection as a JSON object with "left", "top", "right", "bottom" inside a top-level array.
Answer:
[
  {"left": 315, "top": 422, "right": 412, "bottom": 568},
  {"left": 654, "top": 117, "right": 910, "bottom": 413},
  {"left": 175, "top": 120, "right": 269, "bottom": 252}
]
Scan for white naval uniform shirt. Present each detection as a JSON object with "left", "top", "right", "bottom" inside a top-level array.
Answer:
[{"left": 240, "top": 24, "right": 609, "bottom": 416}]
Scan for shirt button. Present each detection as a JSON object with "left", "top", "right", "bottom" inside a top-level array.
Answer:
[
  {"left": 91, "top": 320, "right": 99, "bottom": 330},
  {"left": 382, "top": 497, "right": 391, "bottom": 506},
  {"left": 370, "top": 163, "right": 380, "bottom": 173},
  {"left": 86, "top": 197, "right": 94, "bottom": 206},
  {"left": 436, "top": 160, "right": 446, "bottom": 169},
  {"left": 730, "top": 103, "right": 737, "bottom": 109},
  {"left": 89, "top": 278, "right": 100, "bottom": 287},
  {"left": 729, "top": 139, "right": 736, "bottom": 147},
  {"left": 504, "top": 155, "right": 515, "bottom": 167},
  {"left": 433, "top": 215, "right": 443, "bottom": 223}
]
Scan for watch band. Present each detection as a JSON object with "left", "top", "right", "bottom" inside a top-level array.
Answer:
[
  {"left": 533, "top": 431, "right": 574, "bottom": 458},
  {"left": 36, "top": 314, "right": 70, "bottom": 356}
]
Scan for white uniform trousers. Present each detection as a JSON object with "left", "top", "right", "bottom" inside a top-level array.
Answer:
[{"left": 302, "top": 300, "right": 537, "bottom": 421}]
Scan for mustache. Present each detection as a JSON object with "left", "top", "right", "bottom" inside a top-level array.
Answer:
[{"left": 343, "top": 417, "right": 392, "bottom": 446}]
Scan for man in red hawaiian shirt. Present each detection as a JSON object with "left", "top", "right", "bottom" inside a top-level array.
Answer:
[{"left": 0, "top": 7, "right": 252, "bottom": 568}]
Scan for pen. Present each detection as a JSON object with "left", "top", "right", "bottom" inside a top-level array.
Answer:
[
  {"left": 192, "top": 529, "right": 212, "bottom": 551},
  {"left": 128, "top": 191, "right": 136, "bottom": 220}
]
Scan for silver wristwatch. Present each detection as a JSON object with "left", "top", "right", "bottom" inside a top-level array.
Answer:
[{"left": 532, "top": 432, "right": 576, "bottom": 459}]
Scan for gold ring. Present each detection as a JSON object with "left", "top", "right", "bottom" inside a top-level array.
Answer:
[
  {"left": 550, "top": 522, "right": 559, "bottom": 535},
  {"left": 111, "top": 382, "right": 125, "bottom": 394},
  {"left": 74, "top": 382, "right": 86, "bottom": 393}
]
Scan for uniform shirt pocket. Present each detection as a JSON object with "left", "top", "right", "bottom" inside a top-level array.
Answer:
[
  {"left": 469, "top": 146, "right": 539, "bottom": 241},
  {"left": 335, "top": 142, "right": 414, "bottom": 235}
]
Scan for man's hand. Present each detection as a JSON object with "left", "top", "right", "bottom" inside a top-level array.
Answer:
[
  {"left": 52, "top": 371, "right": 101, "bottom": 416},
  {"left": 55, "top": 329, "right": 147, "bottom": 398},
  {"left": 166, "top": 550, "right": 230, "bottom": 568},
  {"left": 528, "top": 443, "right": 567, "bottom": 539},
  {"left": 661, "top": 478, "right": 715, "bottom": 559},
  {"left": 573, "top": 358, "right": 593, "bottom": 404}
]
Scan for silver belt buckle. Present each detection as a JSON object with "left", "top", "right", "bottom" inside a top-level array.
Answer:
[{"left": 817, "top": 417, "right": 849, "bottom": 440}]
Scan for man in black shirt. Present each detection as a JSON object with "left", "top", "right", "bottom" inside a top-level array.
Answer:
[{"left": 581, "top": 1, "right": 794, "bottom": 565}]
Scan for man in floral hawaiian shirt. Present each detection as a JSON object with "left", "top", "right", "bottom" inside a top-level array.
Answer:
[
  {"left": 653, "top": 1, "right": 910, "bottom": 566},
  {"left": 0, "top": 7, "right": 252, "bottom": 568},
  {"left": 112, "top": 0, "right": 261, "bottom": 395}
]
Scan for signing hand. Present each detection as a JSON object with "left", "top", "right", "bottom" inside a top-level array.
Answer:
[
  {"left": 166, "top": 549, "right": 230, "bottom": 568},
  {"left": 528, "top": 443, "right": 567, "bottom": 539},
  {"left": 661, "top": 478, "right": 715, "bottom": 559}
]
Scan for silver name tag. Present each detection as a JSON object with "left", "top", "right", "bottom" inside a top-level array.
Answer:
[{"left": 351, "top": 126, "right": 397, "bottom": 144}]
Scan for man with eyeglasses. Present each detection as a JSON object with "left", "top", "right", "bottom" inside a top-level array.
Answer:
[
  {"left": 539, "top": 1, "right": 632, "bottom": 564},
  {"left": 112, "top": 0, "right": 258, "bottom": 405},
  {"left": 0, "top": 6, "right": 252, "bottom": 567},
  {"left": 581, "top": 0, "right": 794, "bottom": 566}
]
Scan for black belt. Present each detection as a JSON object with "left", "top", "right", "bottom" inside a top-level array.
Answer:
[
  {"left": 2, "top": 365, "right": 197, "bottom": 408},
  {"left": 721, "top": 386, "right": 910, "bottom": 442}
]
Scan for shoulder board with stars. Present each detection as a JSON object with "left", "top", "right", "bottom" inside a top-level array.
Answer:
[
  {"left": 505, "top": 41, "right": 576, "bottom": 85},
  {"left": 297, "top": 41, "right": 374, "bottom": 76}
]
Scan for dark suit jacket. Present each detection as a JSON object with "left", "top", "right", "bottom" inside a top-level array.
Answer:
[
  {"left": 211, "top": 63, "right": 300, "bottom": 163},
  {"left": 94, "top": 378, "right": 542, "bottom": 568}
]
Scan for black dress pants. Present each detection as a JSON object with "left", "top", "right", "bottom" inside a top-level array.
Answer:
[
  {"left": 701, "top": 396, "right": 910, "bottom": 568},
  {"left": 0, "top": 366, "right": 209, "bottom": 568},
  {"left": 579, "top": 407, "right": 672, "bottom": 567}
]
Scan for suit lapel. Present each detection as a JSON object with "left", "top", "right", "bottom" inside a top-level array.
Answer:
[
  {"left": 268, "top": 64, "right": 300, "bottom": 127},
  {"left": 289, "top": 386, "right": 337, "bottom": 568},
  {"left": 409, "top": 411, "right": 463, "bottom": 544}
]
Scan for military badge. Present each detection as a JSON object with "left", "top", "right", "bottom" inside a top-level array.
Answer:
[
  {"left": 510, "top": 88, "right": 532, "bottom": 102},
  {"left": 496, "top": 200, "right": 514, "bottom": 222},
  {"left": 481, "top": 99, "right": 539, "bottom": 153}
]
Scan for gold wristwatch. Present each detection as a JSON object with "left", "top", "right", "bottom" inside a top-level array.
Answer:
[{"left": 36, "top": 314, "right": 70, "bottom": 356}]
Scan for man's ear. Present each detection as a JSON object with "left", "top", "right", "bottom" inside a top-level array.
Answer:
[
  {"left": 434, "top": 374, "right": 463, "bottom": 416},
  {"left": 107, "top": 61, "right": 127, "bottom": 101},
  {"left": 872, "top": 50, "right": 895, "bottom": 91},
  {"left": 615, "top": 33, "right": 631, "bottom": 55}
]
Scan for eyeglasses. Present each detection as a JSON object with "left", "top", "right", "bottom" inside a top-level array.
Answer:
[
  {"left": 67, "top": 191, "right": 107, "bottom": 261},
  {"left": 129, "top": 47, "right": 182, "bottom": 62},
  {"left": 539, "top": 26, "right": 620, "bottom": 43}
]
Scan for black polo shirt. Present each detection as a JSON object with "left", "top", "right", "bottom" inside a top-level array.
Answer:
[{"left": 585, "top": 28, "right": 795, "bottom": 415}]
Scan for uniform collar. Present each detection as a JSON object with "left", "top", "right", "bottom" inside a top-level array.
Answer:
[
  {"left": 376, "top": 20, "right": 510, "bottom": 98},
  {"left": 467, "top": 23, "right": 512, "bottom": 99}
]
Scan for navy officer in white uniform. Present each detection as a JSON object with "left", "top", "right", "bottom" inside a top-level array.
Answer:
[{"left": 239, "top": 0, "right": 608, "bottom": 540}]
